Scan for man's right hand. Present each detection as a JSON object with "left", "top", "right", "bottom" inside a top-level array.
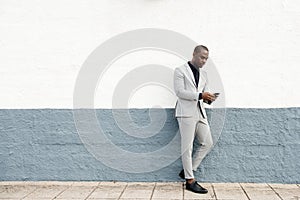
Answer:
[{"left": 202, "top": 92, "right": 216, "bottom": 102}]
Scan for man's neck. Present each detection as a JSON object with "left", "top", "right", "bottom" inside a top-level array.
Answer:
[{"left": 189, "top": 61, "right": 199, "bottom": 71}]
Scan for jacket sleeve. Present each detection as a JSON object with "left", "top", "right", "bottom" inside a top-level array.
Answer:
[
  {"left": 173, "top": 68, "right": 199, "bottom": 101},
  {"left": 203, "top": 71, "right": 210, "bottom": 93},
  {"left": 202, "top": 71, "right": 212, "bottom": 104}
]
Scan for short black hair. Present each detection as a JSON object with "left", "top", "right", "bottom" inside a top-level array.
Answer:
[{"left": 194, "top": 45, "right": 209, "bottom": 54}]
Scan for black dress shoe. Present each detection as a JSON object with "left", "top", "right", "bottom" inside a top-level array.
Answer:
[
  {"left": 186, "top": 181, "right": 208, "bottom": 194},
  {"left": 179, "top": 169, "right": 185, "bottom": 179}
]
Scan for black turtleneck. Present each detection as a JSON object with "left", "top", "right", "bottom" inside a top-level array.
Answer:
[{"left": 188, "top": 61, "right": 202, "bottom": 100}]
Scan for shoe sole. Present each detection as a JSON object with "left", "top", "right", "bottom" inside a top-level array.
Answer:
[{"left": 186, "top": 188, "right": 208, "bottom": 194}]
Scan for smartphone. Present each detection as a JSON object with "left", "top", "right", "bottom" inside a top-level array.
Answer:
[{"left": 214, "top": 93, "right": 220, "bottom": 97}]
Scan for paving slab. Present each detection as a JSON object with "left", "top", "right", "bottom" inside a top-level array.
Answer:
[
  {"left": 0, "top": 184, "right": 37, "bottom": 199},
  {"left": 151, "top": 182, "right": 183, "bottom": 199},
  {"left": 72, "top": 181, "right": 100, "bottom": 187},
  {"left": 269, "top": 183, "right": 299, "bottom": 189},
  {"left": 212, "top": 183, "right": 248, "bottom": 200},
  {"left": 119, "top": 182, "right": 155, "bottom": 199},
  {"left": 126, "top": 182, "right": 156, "bottom": 190},
  {"left": 55, "top": 184, "right": 97, "bottom": 199},
  {"left": 0, "top": 181, "right": 299, "bottom": 200},
  {"left": 240, "top": 183, "right": 281, "bottom": 200},
  {"left": 87, "top": 182, "right": 127, "bottom": 199},
  {"left": 23, "top": 185, "right": 70, "bottom": 199},
  {"left": 269, "top": 183, "right": 300, "bottom": 200}
]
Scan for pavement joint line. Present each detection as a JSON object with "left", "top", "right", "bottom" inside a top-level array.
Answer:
[
  {"left": 83, "top": 182, "right": 101, "bottom": 200},
  {"left": 239, "top": 183, "right": 250, "bottom": 200},
  {"left": 20, "top": 185, "right": 38, "bottom": 200},
  {"left": 51, "top": 181, "right": 74, "bottom": 200},
  {"left": 117, "top": 182, "right": 128, "bottom": 200},
  {"left": 182, "top": 182, "right": 184, "bottom": 200},
  {"left": 268, "top": 183, "right": 284, "bottom": 200},
  {"left": 211, "top": 183, "right": 217, "bottom": 200},
  {"left": 149, "top": 182, "right": 156, "bottom": 200}
]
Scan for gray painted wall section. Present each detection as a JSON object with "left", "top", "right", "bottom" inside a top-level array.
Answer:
[{"left": 0, "top": 108, "right": 299, "bottom": 183}]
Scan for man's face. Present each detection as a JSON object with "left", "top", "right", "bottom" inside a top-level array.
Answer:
[{"left": 193, "top": 50, "right": 209, "bottom": 68}]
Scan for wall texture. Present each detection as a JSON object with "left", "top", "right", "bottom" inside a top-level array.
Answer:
[
  {"left": 1, "top": 108, "right": 299, "bottom": 183},
  {"left": 1, "top": 0, "right": 300, "bottom": 183},
  {"left": 0, "top": 0, "right": 299, "bottom": 108}
]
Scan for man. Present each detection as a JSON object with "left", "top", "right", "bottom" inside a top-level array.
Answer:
[{"left": 173, "top": 45, "right": 217, "bottom": 194}]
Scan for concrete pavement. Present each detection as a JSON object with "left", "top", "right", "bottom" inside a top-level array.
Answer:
[{"left": 0, "top": 181, "right": 299, "bottom": 200}]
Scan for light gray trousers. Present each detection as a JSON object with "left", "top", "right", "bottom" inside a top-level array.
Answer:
[{"left": 177, "top": 109, "right": 213, "bottom": 179}]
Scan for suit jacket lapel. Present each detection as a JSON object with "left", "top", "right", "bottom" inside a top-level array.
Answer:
[
  {"left": 199, "top": 68, "right": 202, "bottom": 88},
  {"left": 185, "top": 63, "right": 197, "bottom": 88}
]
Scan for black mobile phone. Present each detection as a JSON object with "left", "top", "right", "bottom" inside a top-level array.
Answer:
[{"left": 214, "top": 93, "right": 220, "bottom": 97}]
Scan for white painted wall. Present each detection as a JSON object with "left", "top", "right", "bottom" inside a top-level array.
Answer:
[{"left": 0, "top": 0, "right": 299, "bottom": 108}]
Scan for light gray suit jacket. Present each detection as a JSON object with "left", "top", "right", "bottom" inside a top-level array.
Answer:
[{"left": 174, "top": 63, "right": 210, "bottom": 118}]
